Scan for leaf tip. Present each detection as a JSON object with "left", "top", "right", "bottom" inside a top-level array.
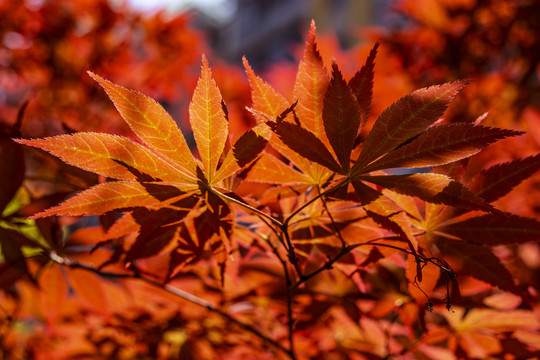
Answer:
[
  {"left": 201, "top": 54, "right": 210, "bottom": 70},
  {"left": 309, "top": 19, "right": 317, "bottom": 40}
]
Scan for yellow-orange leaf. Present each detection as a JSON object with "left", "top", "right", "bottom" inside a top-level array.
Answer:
[
  {"left": 88, "top": 72, "right": 197, "bottom": 174},
  {"left": 31, "top": 181, "right": 195, "bottom": 218},
  {"left": 189, "top": 56, "right": 228, "bottom": 184},
  {"left": 293, "top": 20, "right": 330, "bottom": 140},
  {"left": 15, "top": 133, "right": 195, "bottom": 183},
  {"left": 245, "top": 152, "right": 311, "bottom": 185}
]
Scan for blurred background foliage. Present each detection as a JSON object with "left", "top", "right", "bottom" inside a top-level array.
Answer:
[{"left": 1, "top": 0, "right": 539, "bottom": 358}]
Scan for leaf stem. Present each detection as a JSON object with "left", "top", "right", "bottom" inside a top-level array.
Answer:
[
  {"left": 212, "top": 188, "right": 284, "bottom": 228},
  {"left": 284, "top": 178, "right": 349, "bottom": 227}
]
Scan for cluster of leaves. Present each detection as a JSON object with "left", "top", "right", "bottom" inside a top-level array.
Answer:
[{"left": 1, "top": 3, "right": 540, "bottom": 359}]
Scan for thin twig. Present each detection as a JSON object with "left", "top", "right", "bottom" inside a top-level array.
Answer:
[
  {"left": 317, "top": 185, "right": 346, "bottom": 248},
  {"left": 263, "top": 237, "right": 297, "bottom": 359},
  {"left": 283, "top": 178, "right": 349, "bottom": 227},
  {"left": 212, "top": 188, "right": 284, "bottom": 228},
  {"left": 48, "top": 252, "right": 291, "bottom": 358}
]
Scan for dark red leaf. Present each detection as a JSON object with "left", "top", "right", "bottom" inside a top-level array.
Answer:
[
  {"left": 323, "top": 63, "right": 362, "bottom": 171},
  {"left": 470, "top": 154, "right": 540, "bottom": 203},
  {"left": 440, "top": 214, "right": 540, "bottom": 245},
  {"left": 349, "top": 41, "right": 379, "bottom": 125}
]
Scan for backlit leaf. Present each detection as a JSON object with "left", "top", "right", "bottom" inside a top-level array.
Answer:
[
  {"left": 15, "top": 133, "right": 195, "bottom": 183},
  {"left": 189, "top": 55, "right": 228, "bottom": 184},
  {"left": 244, "top": 58, "right": 312, "bottom": 173},
  {"left": 354, "top": 81, "right": 467, "bottom": 172},
  {"left": 349, "top": 41, "right": 379, "bottom": 125},
  {"left": 245, "top": 152, "right": 310, "bottom": 185},
  {"left": 363, "top": 124, "right": 523, "bottom": 172},
  {"left": 293, "top": 20, "right": 330, "bottom": 139},
  {"left": 440, "top": 214, "right": 540, "bottom": 245},
  {"left": 30, "top": 181, "right": 196, "bottom": 218},
  {"left": 88, "top": 72, "right": 197, "bottom": 174},
  {"left": 362, "top": 173, "right": 494, "bottom": 212},
  {"left": 323, "top": 63, "right": 362, "bottom": 171}
]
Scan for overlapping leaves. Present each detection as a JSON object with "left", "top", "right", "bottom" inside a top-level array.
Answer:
[
  {"left": 15, "top": 56, "right": 266, "bottom": 269},
  {"left": 239, "top": 24, "right": 538, "bottom": 298}
]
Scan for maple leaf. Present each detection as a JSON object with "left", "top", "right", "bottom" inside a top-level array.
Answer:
[
  {"left": 15, "top": 56, "right": 265, "bottom": 217},
  {"left": 349, "top": 42, "right": 379, "bottom": 126},
  {"left": 14, "top": 56, "right": 267, "bottom": 268},
  {"left": 360, "top": 173, "right": 495, "bottom": 212},
  {"left": 469, "top": 154, "right": 540, "bottom": 202},
  {"left": 293, "top": 20, "right": 331, "bottom": 142},
  {"left": 322, "top": 63, "right": 362, "bottom": 171},
  {"left": 435, "top": 238, "right": 520, "bottom": 293},
  {"left": 352, "top": 81, "right": 468, "bottom": 173},
  {"left": 362, "top": 124, "right": 523, "bottom": 173},
  {"left": 439, "top": 213, "right": 540, "bottom": 246}
]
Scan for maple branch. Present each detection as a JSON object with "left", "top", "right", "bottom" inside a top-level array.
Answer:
[
  {"left": 280, "top": 229, "right": 304, "bottom": 280},
  {"left": 293, "top": 232, "right": 455, "bottom": 290},
  {"left": 48, "top": 252, "right": 291, "bottom": 358},
  {"left": 263, "top": 237, "right": 297, "bottom": 359}
]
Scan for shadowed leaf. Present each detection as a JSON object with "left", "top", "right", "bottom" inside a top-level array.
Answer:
[
  {"left": 363, "top": 124, "right": 523, "bottom": 172},
  {"left": 354, "top": 81, "right": 467, "bottom": 172},
  {"left": 362, "top": 173, "right": 495, "bottom": 212},
  {"left": 435, "top": 238, "right": 519, "bottom": 293},
  {"left": 440, "top": 214, "right": 540, "bottom": 245},
  {"left": 274, "top": 121, "right": 343, "bottom": 174},
  {"left": 470, "top": 154, "right": 540, "bottom": 203},
  {"left": 215, "top": 123, "right": 273, "bottom": 182},
  {"left": 0, "top": 138, "right": 24, "bottom": 213},
  {"left": 349, "top": 41, "right": 379, "bottom": 125},
  {"left": 323, "top": 63, "right": 362, "bottom": 171},
  {"left": 125, "top": 195, "right": 200, "bottom": 263}
]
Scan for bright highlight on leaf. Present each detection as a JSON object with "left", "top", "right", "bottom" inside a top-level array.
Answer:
[
  {"left": 189, "top": 55, "right": 228, "bottom": 184},
  {"left": 88, "top": 72, "right": 197, "bottom": 174}
]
